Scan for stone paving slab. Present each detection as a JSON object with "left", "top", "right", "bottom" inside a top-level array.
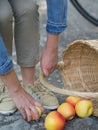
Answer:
[{"left": 0, "top": 0, "right": 98, "bottom": 130}]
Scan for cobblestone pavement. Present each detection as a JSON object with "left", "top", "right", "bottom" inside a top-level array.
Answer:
[{"left": 0, "top": 0, "right": 98, "bottom": 130}]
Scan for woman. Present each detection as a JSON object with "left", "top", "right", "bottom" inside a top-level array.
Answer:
[{"left": 0, "top": 0, "right": 68, "bottom": 121}]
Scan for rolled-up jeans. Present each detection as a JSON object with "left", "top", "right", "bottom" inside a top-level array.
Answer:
[
  {"left": 0, "top": 0, "right": 68, "bottom": 75},
  {"left": 0, "top": 36, "right": 13, "bottom": 74}
]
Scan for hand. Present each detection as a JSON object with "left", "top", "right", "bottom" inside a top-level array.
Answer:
[
  {"left": 0, "top": 70, "right": 44, "bottom": 122},
  {"left": 40, "top": 46, "right": 58, "bottom": 76},
  {"left": 40, "top": 34, "right": 59, "bottom": 77},
  {"left": 12, "top": 87, "right": 44, "bottom": 122}
]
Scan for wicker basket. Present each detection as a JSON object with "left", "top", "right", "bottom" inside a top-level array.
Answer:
[{"left": 39, "top": 40, "right": 98, "bottom": 117}]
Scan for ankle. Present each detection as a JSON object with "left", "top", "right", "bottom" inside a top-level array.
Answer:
[
  {"left": 21, "top": 66, "right": 35, "bottom": 86},
  {"left": 21, "top": 80, "right": 35, "bottom": 88}
]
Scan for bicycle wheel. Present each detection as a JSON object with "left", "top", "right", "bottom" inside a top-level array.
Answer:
[{"left": 70, "top": 0, "right": 98, "bottom": 26}]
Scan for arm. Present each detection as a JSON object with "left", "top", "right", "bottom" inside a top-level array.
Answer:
[
  {"left": 40, "top": 0, "right": 68, "bottom": 76},
  {"left": 0, "top": 37, "right": 44, "bottom": 121},
  {"left": 41, "top": 33, "right": 59, "bottom": 76},
  {"left": 46, "top": 0, "right": 68, "bottom": 34},
  {"left": 0, "top": 69, "right": 44, "bottom": 121}
]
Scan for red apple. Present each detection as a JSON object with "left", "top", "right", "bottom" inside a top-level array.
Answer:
[
  {"left": 57, "top": 102, "right": 76, "bottom": 120},
  {"left": 44, "top": 111, "right": 66, "bottom": 130},
  {"left": 66, "top": 96, "right": 81, "bottom": 107}
]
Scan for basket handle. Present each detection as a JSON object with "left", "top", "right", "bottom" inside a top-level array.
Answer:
[{"left": 39, "top": 62, "right": 98, "bottom": 98}]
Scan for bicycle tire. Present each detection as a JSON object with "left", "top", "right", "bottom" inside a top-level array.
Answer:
[{"left": 70, "top": 0, "right": 98, "bottom": 26}]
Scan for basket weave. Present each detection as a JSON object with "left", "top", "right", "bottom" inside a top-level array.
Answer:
[{"left": 39, "top": 40, "right": 98, "bottom": 117}]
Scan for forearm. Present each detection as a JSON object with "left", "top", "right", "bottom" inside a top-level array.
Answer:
[
  {"left": 40, "top": 33, "right": 59, "bottom": 76},
  {"left": 46, "top": 33, "right": 59, "bottom": 49},
  {"left": 0, "top": 70, "right": 21, "bottom": 97}
]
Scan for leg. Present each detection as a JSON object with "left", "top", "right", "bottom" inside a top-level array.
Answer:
[
  {"left": 0, "top": 0, "right": 16, "bottom": 114},
  {"left": 0, "top": 0, "right": 13, "bottom": 55},
  {"left": 8, "top": 0, "right": 40, "bottom": 85},
  {"left": 9, "top": 0, "right": 59, "bottom": 110},
  {"left": 0, "top": 36, "right": 44, "bottom": 121},
  {"left": 0, "top": 0, "right": 44, "bottom": 121},
  {"left": 21, "top": 66, "right": 35, "bottom": 85}
]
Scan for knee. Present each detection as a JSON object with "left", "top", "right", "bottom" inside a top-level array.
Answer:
[
  {"left": 0, "top": 9, "right": 13, "bottom": 25},
  {"left": 14, "top": 3, "right": 39, "bottom": 20}
]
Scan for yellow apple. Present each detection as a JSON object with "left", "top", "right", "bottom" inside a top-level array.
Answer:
[
  {"left": 66, "top": 96, "right": 81, "bottom": 107},
  {"left": 57, "top": 102, "right": 76, "bottom": 120},
  {"left": 75, "top": 99, "right": 94, "bottom": 118},
  {"left": 44, "top": 111, "right": 66, "bottom": 130},
  {"left": 32, "top": 106, "right": 42, "bottom": 120}
]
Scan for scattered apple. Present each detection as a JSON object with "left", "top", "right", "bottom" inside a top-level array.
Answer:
[
  {"left": 75, "top": 99, "right": 94, "bottom": 118},
  {"left": 66, "top": 96, "right": 81, "bottom": 107},
  {"left": 44, "top": 111, "right": 66, "bottom": 130},
  {"left": 32, "top": 106, "right": 42, "bottom": 120},
  {"left": 57, "top": 102, "right": 75, "bottom": 120}
]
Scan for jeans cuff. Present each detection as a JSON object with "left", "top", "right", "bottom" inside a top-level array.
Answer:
[
  {"left": 0, "top": 57, "right": 13, "bottom": 75},
  {"left": 46, "top": 23, "right": 67, "bottom": 34}
]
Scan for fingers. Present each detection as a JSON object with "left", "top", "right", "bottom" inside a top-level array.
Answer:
[
  {"left": 42, "top": 65, "right": 56, "bottom": 77},
  {"left": 43, "top": 69, "right": 49, "bottom": 77},
  {"left": 18, "top": 98, "right": 44, "bottom": 122},
  {"left": 13, "top": 88, "right": 44, "bottom": 122},
  {"left": 34, "top": 100, "right": 45, "bottom": 113},
  {"left": 19, "top": 105, "right": 40, "bottom": 122},
  {"left": 19, "top": 107, "right": 27, "bottom": 120},
  {"left": 29, "top": 105, "right": 39, "bottom": 121}
]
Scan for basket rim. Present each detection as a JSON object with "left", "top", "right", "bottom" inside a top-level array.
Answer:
[
  {"left": 62, "top": 40, "right": 98, "bottom": 61},
  {"left": 39, "top": 72, "right": 98, "bottom": 98}
]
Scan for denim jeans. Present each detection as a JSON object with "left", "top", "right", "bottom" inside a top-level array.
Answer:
[
  {"left": 0, "top": 0, "right": 68, "bottom": 75},
  {"left": 0, "top": 36, "right": 13, "bottom": 74},
  {"left": 46, "top": 0, "right": 68, "bottom": 34}
]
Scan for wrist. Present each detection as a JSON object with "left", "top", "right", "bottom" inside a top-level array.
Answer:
[
  {"left": 8, "top": 84, "right": 22, "bottom": 97},
  {"left": 0, "top": 70, "right": 22, "bottom": 97},
  {"left": 46, "top": 33, "right": 59, "bottom": 49}
]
